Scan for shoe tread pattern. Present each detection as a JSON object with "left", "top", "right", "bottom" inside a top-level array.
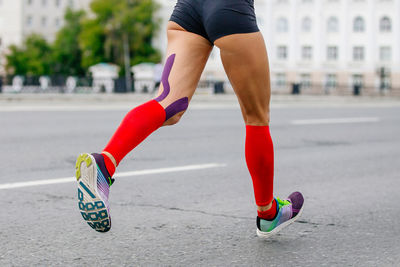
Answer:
[{"left": 76, "top": 153, "right": 111, "bottom": 233}]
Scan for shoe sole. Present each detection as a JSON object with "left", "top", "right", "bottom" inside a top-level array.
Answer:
[
  {"left": 76, "top": 153, "right": 111, "bottom": 233},
  {"left": 256, "top": 204, "right": 304, "bottom": 239}
]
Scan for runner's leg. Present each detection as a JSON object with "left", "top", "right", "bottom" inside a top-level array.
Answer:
[
  {"left": 76, "top": 22, "right": 213, "bottom": 233},
  {"left": 214, "top": 32, "right": 275, "bottom": 218},
  {"left": 102, "top": 22, "right": 213, "bottom": 175}
]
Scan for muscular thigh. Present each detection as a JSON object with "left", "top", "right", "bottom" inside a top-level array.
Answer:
[
  {"left": 156, "top": 22, "right": 213, "bottom": 110},
  {"left": 214, "top": 32, "right": 271, "bottom": 125}
]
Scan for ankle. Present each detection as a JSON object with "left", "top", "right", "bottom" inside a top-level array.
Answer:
[
  {"left": 257, "top": 201, "right": 273, "bottom": 212},
  {"left": 257, "top": 199, "right": 277, "bottom": 220},
  {"left": 102, "top": 151, "right": 117, "bottom": 168},
  {"left": 101, "top": 152, "right": 117, "bottom": 177}
]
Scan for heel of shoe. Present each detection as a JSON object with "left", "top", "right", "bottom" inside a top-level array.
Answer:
[{"left": 75, "top": 153, "right": 93, "bottom": 181}]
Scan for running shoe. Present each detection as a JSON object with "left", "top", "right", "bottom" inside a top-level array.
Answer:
[
  {"left": 256, "top": 192, "right": 304, "bottom": 238},
  {"left": 75, "top": 153, "right": 114, "bottom": 233}
]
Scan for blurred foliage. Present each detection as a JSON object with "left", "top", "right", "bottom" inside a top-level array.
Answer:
[
  {"left": 6, "top": 34, "right": 52, "bottom": 76},
  {"left": 52, "top": 8, "right": 86, "bottom": 76},
  {"left": 5, "top": 0, "right": 161, "bottom": 76},
  {"left": 80, "top": 0, "right": 161, "bottom": 71}
]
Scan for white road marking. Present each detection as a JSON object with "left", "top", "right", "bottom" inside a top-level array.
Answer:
[
  {"left": 291, "top": 117, "right": 380, "bottom": 125},
  {"left": 0, "top": 163, "right": 226, "bottom": 190}
]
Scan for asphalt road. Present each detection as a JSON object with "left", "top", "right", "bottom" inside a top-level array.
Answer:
[{"left": 0, "top": 96, "right": 399, "bottom": 266}]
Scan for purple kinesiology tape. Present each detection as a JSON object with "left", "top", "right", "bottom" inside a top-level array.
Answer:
[{"left": 155, "top": 54, "right": 189, "bottom": 121}]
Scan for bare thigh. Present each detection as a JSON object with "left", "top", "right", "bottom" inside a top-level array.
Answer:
[
  {"left": 157, "top": 22, "right": 213, "bottom": 125},
  {"left": 214, "top": 32, "right": 271, "bottom": 126}
]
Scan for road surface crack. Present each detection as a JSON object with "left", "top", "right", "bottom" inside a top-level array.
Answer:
[{"left": 114, "top": 201, "right": 253, "bottom": 220}]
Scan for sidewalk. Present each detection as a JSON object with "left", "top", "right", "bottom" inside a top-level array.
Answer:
[{"left": 1, "top": 93, "right": 399, "bottom": 110}]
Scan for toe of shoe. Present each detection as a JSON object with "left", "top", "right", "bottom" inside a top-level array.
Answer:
[{"left": 288, "top": 191, "right": 304, "bottom": 211}]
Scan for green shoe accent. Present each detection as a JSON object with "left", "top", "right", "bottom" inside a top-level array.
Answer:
[
  {"left": 75, "top": 169, "right": 81, "bottom": 181},
  {"left": 85, "top": 155, "right": 92, "bottom": 167},
  {"left": 276, "top": 197, "right": 291, "bottom": 208},
  {"left": 75, "top": 154, "right": 93, "bottom": 181}
]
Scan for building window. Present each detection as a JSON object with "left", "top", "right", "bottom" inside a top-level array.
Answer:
[
  {"left": 26, "top": 16, "right": 33, "bottom": 26},
  {"left": 353, "top": 16, "right": 365, "bottom": 32},
  {"left": 352, "top": 74, "right": 364, "bottom": 87},
  {"left": 325, "top": 74, "right": 337, "bottom": 90},
  {"left": 302, "top": 46, "right": 313, "bottom": 60},
  {"left": 276, "top": 73, "right": 287, "bottom": 87},
  {"left": 277, "top": 46, "right": 288, "bottom": 60},
  {"left": 327, "top": 17, "right": 339, "bottom": 33},
  {"left": 55, "top": 17, "right": 61, "bottom": 28},
  {"left": 300, "top": 74, "right": 312, "bottom": 89},
  {"left": 302, "top": 17, "right": 312, "bottom": 32},
  {"left": 380, "top": 17, "right": 392, "bottom": 32},
  {"left": 378, "top": 68, "right": 391, "bottom": 90},
  {"left": 42, "top": 0, "right": 47, "bottom": 6},
  {"left": 277, "top": 17, "right": 289, "bottom": 33},
  {"left": 27, "top": 0, "right": 34, "bottom": 5},
  {"left": 380, "top": 46, "right": 392, "bottom": 62},
  {"left": 257, "top": 16, "right": 265, "bottom": 27},
  {"left": 55, "top": 0, "right": 61, "bottom": 7},
  {"left": 353, "top": 46, "right": 364, "bottom": 61},
  {"left": 327, "top": 46, "right": 338, "bottom": 61},
  {"left": 41, "top": 16, "right": 47, "bottom": 26}
]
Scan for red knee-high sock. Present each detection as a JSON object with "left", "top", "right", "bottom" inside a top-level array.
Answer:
[
  {"left": 102, "top": 100, "right": 166, "bottom": 176},
  {"left": 245, "top": 125, "right": 274, "bottom": 209}
]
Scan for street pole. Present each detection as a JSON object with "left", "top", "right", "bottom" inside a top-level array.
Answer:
[{"left": 123, "top": 33, "right": 132, "bottom": 92}]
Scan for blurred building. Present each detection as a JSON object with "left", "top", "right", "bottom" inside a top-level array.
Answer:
[
  {"left": 1, "top": 0, "right": 398, "bottom": 94},
  {"left": 0, "top": 0, "right": 91, "bottom": 74},
  {"left": 155, "top": 0, "right": 400, "bottom": 94},
  {"left": 257, "top": 0, "right": 400, "bottom": 94}
]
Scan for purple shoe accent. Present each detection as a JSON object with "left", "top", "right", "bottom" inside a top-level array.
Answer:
[
  {"left": 277, "top": 205, "right": 293, "bottom": 227},
  {"left": 165, "top": 97, "right": 189, "bottom": 121},
  {"left": 154, "top": 54, "right": 176, "bottom": 102},
  {"left": 288, "top": 191, "right": 304, "bottom": 217},
  {"left": 92, "top": 153, "right": 111, "bottom": 180}
]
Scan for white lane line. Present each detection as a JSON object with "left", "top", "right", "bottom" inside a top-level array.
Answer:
[
  {"left": 291, "top": 117, "right": 380, "bottom": 125},
  {"left": 0, "top": 163, "right": 226, "bottom": 190}
]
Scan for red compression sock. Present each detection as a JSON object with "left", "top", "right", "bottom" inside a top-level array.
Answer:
[
  {"left": 258, "top": 199, "right": 277, "bottom": 220},
  {"left": 102, "top": 100, "right": 166, "bottom": 176},
  {"left": 245, "top": 125, "right": 274, "bottom": 207}
]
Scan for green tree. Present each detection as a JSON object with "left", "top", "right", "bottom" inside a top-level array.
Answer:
[
  {"left": 80, "top": 0, "right": 161, "bottom": 70},
  {"left": 52, "top": 8, "right": 86, "bottom": 76},
  {"left": 6, "top": 34, "right": 52, "bottom": 76},
  {"left": 5, "top": 0, "right": 161, "bottom": 78}
]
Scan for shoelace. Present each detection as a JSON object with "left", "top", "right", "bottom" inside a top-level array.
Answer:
[{"left": 276, "top": 197, "right": 291, "bottom": 208}]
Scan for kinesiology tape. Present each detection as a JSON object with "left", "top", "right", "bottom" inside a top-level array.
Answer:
[
  {"left": 102, "top": 54, "right": 188, "bottom": 170},
  {"left": 155, "top": 54, "right": 189, "bottom": 121}
]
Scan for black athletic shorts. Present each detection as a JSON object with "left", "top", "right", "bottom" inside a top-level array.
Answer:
[{"left": 170, "top": 0, "right": 259, "bottom": 44}]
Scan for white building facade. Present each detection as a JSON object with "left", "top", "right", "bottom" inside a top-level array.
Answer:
[
  {"left": 257, "top": 0, "right": 400, "bottom": 94},
  {"left": 155, "top": 0, "right": 400, "bottom": 94},
  {"left": 0, "top": 0, "right": 91, "bottom": 73},
  {"left": 1, "top": 0, "right": 398, "bottom": 94}
]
